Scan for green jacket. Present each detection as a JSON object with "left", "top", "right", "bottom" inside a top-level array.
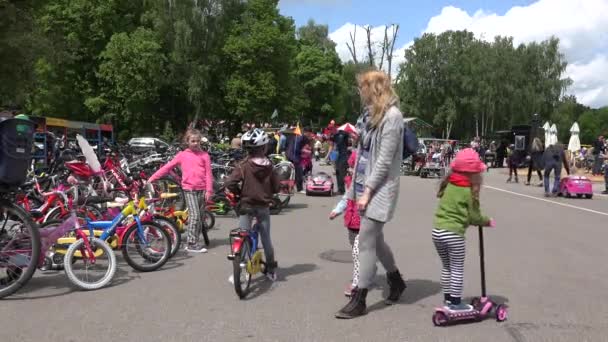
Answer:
[{"left": 433, "top": 183, "right": 490, "bottom": 237}]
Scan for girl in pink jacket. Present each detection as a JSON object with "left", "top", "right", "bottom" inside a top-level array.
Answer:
[{"left": 148, "top": 129, "right": 213, "bottom": 253}]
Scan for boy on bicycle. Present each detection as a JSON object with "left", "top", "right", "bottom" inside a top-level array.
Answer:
[{"left": 225, "top": 129, "right": 281, "bottom": 281}]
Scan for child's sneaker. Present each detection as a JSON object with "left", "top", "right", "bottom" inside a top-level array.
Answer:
[
  {"left": 185, "top": 243, "right": 208, "bottom": 253},
  {"left": 448, "top": 303, "right": 474, "bottom": 311}
]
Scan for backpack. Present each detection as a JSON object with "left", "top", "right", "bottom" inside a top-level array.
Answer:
[{"left": 402, "top": 125, "right": 419, "bottom": 159}]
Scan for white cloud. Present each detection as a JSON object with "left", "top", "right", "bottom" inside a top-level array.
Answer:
[
  {"left": 421, "top": 0, "right": 608, "bottom": 108},
  {"left": 329, "top": 0, "right": 608, "bottom": 107},
  {"left": 566, "top": 55, "right": 608, "bottom": 108}
]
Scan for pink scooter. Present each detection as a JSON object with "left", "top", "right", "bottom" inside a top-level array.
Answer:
[{"left": 432, "top": 225, "right": 508, "bottom": 326}]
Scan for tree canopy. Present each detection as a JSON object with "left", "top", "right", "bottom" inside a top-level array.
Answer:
[{"left": 1, "top": 0, "right": 605, "bottom": 143}]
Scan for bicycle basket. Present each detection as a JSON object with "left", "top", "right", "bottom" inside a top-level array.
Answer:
[{"left": 0, "top": 118, "right": 35, "bottom": 187}]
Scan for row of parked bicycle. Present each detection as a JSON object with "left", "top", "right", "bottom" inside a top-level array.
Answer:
[{"left": 0, "top": 118, "right": 297, "bottom": 299}]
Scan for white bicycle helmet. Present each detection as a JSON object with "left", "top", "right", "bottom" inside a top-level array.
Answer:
[{"left": 241, "top": 128, "right": 269, "bottom": 148}]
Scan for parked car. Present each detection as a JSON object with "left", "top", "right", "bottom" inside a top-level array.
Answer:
[{"left": 127, "top": 137, "right": 170, "bottom": 153}]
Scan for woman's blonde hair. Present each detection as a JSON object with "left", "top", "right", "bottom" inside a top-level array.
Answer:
[
  {"left": 357, "top": 70, "right": 398, "bottom": 128},
  {"left": 182, "top": 128, "right": 202, "bottom": 145}
]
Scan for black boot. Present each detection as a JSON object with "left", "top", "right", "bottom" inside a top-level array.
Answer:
[
  {"left": 335, "top": 287, "right": 367, "bottom": 319},
  {"left": 385, "top": 270, "right": 406, "bottom": 305}
]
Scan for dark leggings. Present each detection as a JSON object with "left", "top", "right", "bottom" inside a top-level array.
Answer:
[{"left": 526, "top": 163, "right": 543, "bottom": 183}]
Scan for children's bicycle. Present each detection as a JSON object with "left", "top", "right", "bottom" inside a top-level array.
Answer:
[{"left": 227, "top": 220, "right": 267, "bottom": 299}]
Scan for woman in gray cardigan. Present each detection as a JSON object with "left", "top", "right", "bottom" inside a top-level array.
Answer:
[{"left": 335, "top": 71, "right": 406, "bottom": 319}]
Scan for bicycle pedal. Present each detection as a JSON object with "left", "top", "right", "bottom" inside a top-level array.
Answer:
[{"left": 227, "top": 254, "right": 235, "bottom": 260}]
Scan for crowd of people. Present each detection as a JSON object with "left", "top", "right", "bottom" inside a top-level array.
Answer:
[{"left": 147, "top": 69, "right": 606, "bottom": 321}]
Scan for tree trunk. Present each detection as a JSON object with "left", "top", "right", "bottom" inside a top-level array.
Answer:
[
  {"left": 387, "top": 24, "right": 399, "bottom": 80},
  {"left": 364, "top": 25, "right": 374, "bottom": 67},
  {"left": 346, "top": 26, "right": 358, "bottom": 64}
]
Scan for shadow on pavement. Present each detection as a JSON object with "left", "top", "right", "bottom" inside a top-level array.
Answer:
[
  {"left": 367, "top": 278, "right": 441, "bottom": 313},
  {"left": 5, "top": 266, "right": 140, "bottom": 300},
  {"left": 319, "top": 249, "right": 352, "bottom": 264},
  {"left": 243, "top": 263, "right": 318, "bottom": 301},
  {"left": 283, "top": 203, "right": 309, "bottom": 211}
]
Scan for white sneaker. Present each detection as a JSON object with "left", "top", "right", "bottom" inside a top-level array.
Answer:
[
  {"left": 298, "top": 190, "right": 306, "bottom": 194},
  {"left": 185, "top": 243, "right": 208, "bottom": 253},
  {"left": 228, "top": 274, "right": 234, "bottom": 284}
]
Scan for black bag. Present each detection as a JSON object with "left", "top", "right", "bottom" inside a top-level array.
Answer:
[
  {"left": 0, "top": 118, "right": 34, "bottom": 186},
  {"left": 402, "top": 125, "right": 419, "bottom": 159}
]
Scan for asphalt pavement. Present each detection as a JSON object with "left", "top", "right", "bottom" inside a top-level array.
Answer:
[{"left": 1, "top": 163, "right": 608, "bottom": 342}]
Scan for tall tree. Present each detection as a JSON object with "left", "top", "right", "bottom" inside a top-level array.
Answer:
[{"left": 223, "top": 0, "right": 297, "bottom": 124}]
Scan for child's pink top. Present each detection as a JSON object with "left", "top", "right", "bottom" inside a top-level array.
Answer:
[{"left": 148, "top": 149, "right": 213, "bottom": 192}]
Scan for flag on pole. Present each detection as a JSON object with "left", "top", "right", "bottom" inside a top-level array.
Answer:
[{"left": 294, "top": 122, "right": 302, "bottom": 136}]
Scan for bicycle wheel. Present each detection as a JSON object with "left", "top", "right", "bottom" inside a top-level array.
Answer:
[
  {"left": 153, "top": 215, "right": 181, "bottom": 258},
  {"left": 121, "top": 221, "right": 171, "bottom": 272},
  {"left": 153, "top": 177, "right": 185, "bottom": 211},
  {"left": 233, "top": 238, "right": 252, "bottom": 299},
  {"left": 0, "top": 200, "right": 40, "bottom": 299},
  {"left": 201, "top": 208, "right": 215, "bottom": 230},
  {"left": 63, "top": 237, "right": 116, "bottom": 290}
]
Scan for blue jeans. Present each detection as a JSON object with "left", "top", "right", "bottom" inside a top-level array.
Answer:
[
  {"left": 544, "top": 162, "right": 561, "bottom": 194},
  {"left": 239, "top": 207, "right": 276, "bottom": 271}
]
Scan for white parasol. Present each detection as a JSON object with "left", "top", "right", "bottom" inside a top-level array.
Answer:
[
  {"left": 543, "top": 121, "right": 551, "bottom": 148},
  {"left": 76, "top": 134, "right": 102, "bottom": 172},
  {"left": 568, "top": 122, "right": 581, "bottom": 152},
  {"left": 549, "top": 124, "right": 558, "bottom": 146}
]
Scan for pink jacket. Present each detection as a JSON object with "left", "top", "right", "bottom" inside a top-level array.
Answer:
[{"left": 148, "top": 149, "right": 213, "bottom": 192}]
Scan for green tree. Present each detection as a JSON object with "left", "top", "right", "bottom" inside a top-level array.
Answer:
[
  {"left": 29, "top": 0, "right": 142, "bottom": 119},
  {"left": 0, "top": 0, "right": 42, "bottom": 108},
  {"left": 579, "top": 107, "right": 608, "bottom": 144},
  {"left": 90, "top": 28, "right": 166, "bottom": 135},
  {"left": 223, "top": 0, "right": 297, "bottom": 124},
  {"left": 294, "top": 37, "right": 343, "bottom": 125}
]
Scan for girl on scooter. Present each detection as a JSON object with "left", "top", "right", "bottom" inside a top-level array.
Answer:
[{"left": 433, "top": 148, "right": 494, "bottom": 311}]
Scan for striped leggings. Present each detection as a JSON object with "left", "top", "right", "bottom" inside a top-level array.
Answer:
[
  {"left": 347, "top": 229, "right": 360, "bottom": 287},
  {"left": 432, "top": 229, "right": 466, "bottom": 298},
  {"left": 184, "top": 190, "right": 205, "bottom": 245}
]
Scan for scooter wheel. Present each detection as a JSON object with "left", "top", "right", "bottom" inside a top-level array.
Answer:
[
  {"left": 495, "top": 304, "right": 508, "bottom": 322},
  {"left": 470, "top": 297, "right": 480, "bottom": 308},
  {"left": 432, "top": 311, "right": 449, "bottom": 327}
]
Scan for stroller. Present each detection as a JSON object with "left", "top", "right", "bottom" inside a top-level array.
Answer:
[{"left": 270, "top": 154, "right": 295, "bottom": 207}]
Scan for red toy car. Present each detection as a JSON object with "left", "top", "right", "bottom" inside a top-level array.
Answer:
[
  {"left": 306, "top": 172, "right": 334, "bottom": 196},
  {"left": 559, "top": 175, "right": 593, "bottom": 199}
]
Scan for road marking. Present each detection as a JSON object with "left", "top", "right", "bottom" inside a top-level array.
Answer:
[{"left": 484, "top": 185, "right": 608, "bottom": 217}]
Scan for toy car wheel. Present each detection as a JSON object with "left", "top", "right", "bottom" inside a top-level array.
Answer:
[
  {"left": 495, "top": 304, "right": 508, "bottom": 322},
  {"left": 564, "top": 191, "right": 571, "bottom": 198},
  {"left": 585, "top": 194, "right": 593, "bottom": 199},
  {"left": 576, "top": 194, "right": 583, "bottom": 198},
  {"left": 432, "top": 311, "right": 448, "bottom": 327}
]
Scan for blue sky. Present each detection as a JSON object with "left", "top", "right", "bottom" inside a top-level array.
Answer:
[
  {"left": 279, "top": 0, "right": 535, "bottom": 49},
  {"left": 278, "top": 0, "right": 608, "bottom": 108}
]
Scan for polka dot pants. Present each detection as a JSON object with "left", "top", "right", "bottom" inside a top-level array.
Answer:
[{"left": 348, "top": 229, "right": 360, "bottom": 287}]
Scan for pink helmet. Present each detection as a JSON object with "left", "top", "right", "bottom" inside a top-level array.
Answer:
[{"left": 450, "top": 148, "right": 486, "bottom": 173}]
